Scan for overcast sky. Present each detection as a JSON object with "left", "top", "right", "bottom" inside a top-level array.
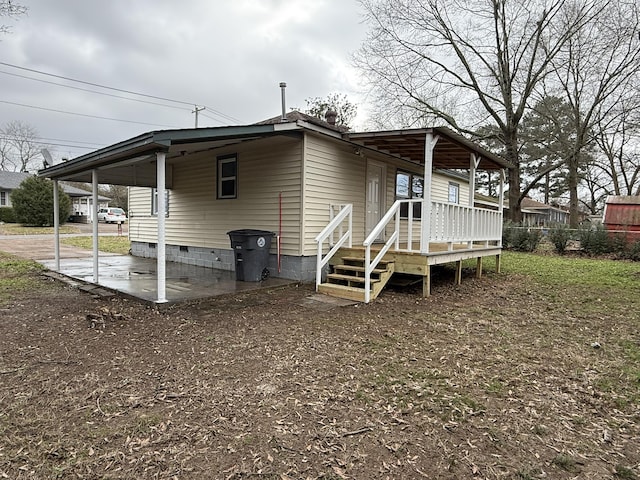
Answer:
[{"left": 0, "top": 0, "right": 370, "bottom": 163}]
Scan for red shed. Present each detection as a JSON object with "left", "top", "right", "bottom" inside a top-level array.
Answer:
[{"left": 603, "top": 195, "right": 640, "bottom": 241}]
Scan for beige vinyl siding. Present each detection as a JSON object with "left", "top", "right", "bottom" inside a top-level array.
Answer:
[
  {"left": 431, "top": 172, "right": 470, "bottom": 205},
  {"left": 128, "top": 135, "right": 302, "bottom": 255},
  {"left": 302, "top": 133, "right": 368, "bottom": 256}
]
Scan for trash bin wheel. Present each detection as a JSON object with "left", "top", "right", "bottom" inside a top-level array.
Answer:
[{"left": 261, "top": 268, "right": 270, "bottom": 281}]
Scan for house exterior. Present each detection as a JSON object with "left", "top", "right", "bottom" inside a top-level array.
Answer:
[
  {"left": 0, "top": 170, "right": 109, "bottom": 220},
  {"left": 39, "top": 112, "right": 510, "bottom": 303},
  {"left": 500, "top": 196, "right": 569, "bottom": 226},
  {"left": 603, "top": 195, "right": 640, "bottom": 241}
]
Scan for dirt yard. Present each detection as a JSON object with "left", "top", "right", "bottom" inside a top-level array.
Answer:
[{"left": 1, "top": 256, "right": 639, "bottom": 479}]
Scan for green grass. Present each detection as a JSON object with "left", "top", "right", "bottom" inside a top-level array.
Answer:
[
  {"left": 0, "top": 252, "right": 47, "bottom": 304},
  {"left": 0, "top": 224, "right": 81, "bottom": 235},
  {"left": 61, "top": 236, "right": 131, "bottom": 255},
  {"left": 500, "top": 251, "right": 640, "bottom": 289}
]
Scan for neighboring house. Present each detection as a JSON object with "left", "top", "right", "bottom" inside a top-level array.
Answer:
[
  {"left": 603, "top": 195, "right": 640, "bottom": 241},
  {"left": 39, "top": 111, "right": 510, "bottom": 303},
  {"left": 501, "top": 196, "right": 569, "bottom": 226},
  {"left": 0, "top": 170, "right": 110, "bottom": 221}
]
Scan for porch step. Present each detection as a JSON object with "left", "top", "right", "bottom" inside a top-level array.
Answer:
[
  {"left": 319, "top": 253, "right": 395, "bottom": 303},
  {"left": 341, "top": 256, "right": 393, "bottom": 267},
  {"left": 333, "top": 264, "right": 386, "bottom": 275},
  {"left": 326, "top": 273, "right": 381, "bottom": 285},
  {"left": 318, "top": 283, "right": 367, "bottom": 302}
]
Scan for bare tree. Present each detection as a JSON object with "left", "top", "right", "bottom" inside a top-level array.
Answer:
[
  {"left": 0, "top": 121, "right": 46, "bottom": 172},
  {"left": 593, "top": 101, "right": 640, "bottom": 198},
  {"left": 355, "top": 0, "right": 602, "bottom": 221},
  {"left": 538, "top": 0, "right": 640, "bottom": 226},
  {"left": 0, "top": 0, "right": 27, "bottom": 35}
]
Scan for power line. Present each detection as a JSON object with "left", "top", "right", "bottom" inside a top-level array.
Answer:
[
  {"left": 0, "top": 70, "right": 191, "bottom": 112},
  {"left": 0, "top": 99, "right": 182, "bottom": 128},
  {"left": 0, "top": 134, "right": 102, "bottom": 150},
  {"left": 0, "top": 61, "right": 243, "bottom": 123}
]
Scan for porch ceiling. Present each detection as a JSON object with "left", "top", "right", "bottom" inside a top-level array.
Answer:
[{"left": 347, "top": 127, "right": 510, "bottom": 170}]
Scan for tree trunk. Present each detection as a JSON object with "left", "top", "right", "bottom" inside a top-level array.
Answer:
[
  {"left": 504, "top": 129, "right": 521, "bottom": 222},
  {"left": 568, "top": 155, "right": 580, "bottom": 228}
]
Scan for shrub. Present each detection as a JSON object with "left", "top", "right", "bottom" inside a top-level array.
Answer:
[
  {"left": 621, "top": 240, "right": 640, "bottom": 262},
  {"left": 503, "top": 223, "right": 542, "bottom": 252},
  {"left": 548, "top": 224, "right": 572, "bottom": 254},
  {"left": 578, "top": 225, "right": 611, "bottom": 256},
  {"left": 10, "top": 176, "right": 71, "bottom": 226},
  {"left": 0, "top": 207, "right": 16, "bottom": 223}
]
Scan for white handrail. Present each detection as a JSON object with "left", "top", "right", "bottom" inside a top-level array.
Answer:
[
  {"left": 314, "top": 204, "right": 353, "bottom": 290},
  {"left": 362, "top": 200, "right": 404, "bottom": 303}
]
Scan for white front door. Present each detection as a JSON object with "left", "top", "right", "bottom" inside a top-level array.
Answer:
[{"left": 366, "top": 161, "right": 386, "bottom": 241}]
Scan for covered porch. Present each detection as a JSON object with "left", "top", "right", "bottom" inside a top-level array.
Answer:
[{"left": 316, "top": 128, "right": 509, "bottom": 302}]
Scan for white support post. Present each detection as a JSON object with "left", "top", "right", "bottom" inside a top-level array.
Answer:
[
  {"left": 92, "top": 170, "right": 99, "bottom": 283},
  {"left": 498, "top": 169, "right": 506, "bottom": 247},
  {"left": 420, "top": 132, "right": 438, "bottom": 254},
  {"left": 469, "top": 154, "right": 480, "bottom": 248},
  {"left": 53, "top": 180, "right": 60, "bottom": 271},
  {"left": 156, "top": 151, "right": 168, "bottom": 303},
  {"left": 498, "top": 169, "right": 506, "bottom": 214}
]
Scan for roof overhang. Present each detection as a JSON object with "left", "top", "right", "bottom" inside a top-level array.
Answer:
[
  {"left": 38, "top": 124, "right": 300, "bottom": 186},
  {"left": 38, "top": 122, "right": 509, "bottom": 187},
  {"left": 346, "top": 126, "right": 511, "bottom": 170}
]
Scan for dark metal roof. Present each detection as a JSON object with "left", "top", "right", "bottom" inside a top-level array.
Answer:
[
  {"left": 347, "top": 126, "right": 510, "bottom": 170},
  {"left": 38, "top": 124, "right": 289, "bottom": 185},
  {"left": 38, "top": 120, "right": 509, "bottom": 186}
]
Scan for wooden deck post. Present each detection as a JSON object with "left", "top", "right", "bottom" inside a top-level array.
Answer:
[
  {"left": 422, "top": 266, "right": 431, "bottom": 297},
  {"left": 455, "top": 260, "right": 462, "bottom": 285},
  {"left": 496, "top": 254, "right": 501, "bottom": 273},
  {"left": 476, "top": 257, "right": 483, "bottom": 279}
]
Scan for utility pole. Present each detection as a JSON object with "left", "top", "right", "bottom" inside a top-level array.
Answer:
[{"left": 192, "top": 105, "right": 205, "bottom": 128}]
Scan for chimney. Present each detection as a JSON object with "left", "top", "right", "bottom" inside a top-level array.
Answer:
[
  {"left": 279, "top": 82, "right": 287, "bottom": 122},
  {"left": 325, "top": 109, "right": 337, "bottom": 126}
]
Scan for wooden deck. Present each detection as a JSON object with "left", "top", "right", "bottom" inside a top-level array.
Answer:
[{"left": 329, "top": 242, "right": 502, "bottom": 297}]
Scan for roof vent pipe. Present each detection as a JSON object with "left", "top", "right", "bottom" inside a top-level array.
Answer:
[{"left": 279, "top": 82, "right": 287, "bottom": 122}]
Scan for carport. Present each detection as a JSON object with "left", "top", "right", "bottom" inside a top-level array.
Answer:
[{"left": 39, "top": 124, "right": 297, "bottom": 303}]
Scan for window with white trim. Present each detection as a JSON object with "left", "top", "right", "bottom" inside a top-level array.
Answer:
[
  {"left": 448, "top": 182, "right": 460, "bottom": 204},
  {"left": 151, "top": 188, "right": 169, "bottom": 216},
  {"left": 217, "top": 154, "right": 237, "bottom": 199},
  {"left": 0, "top": 191, "right": 7, "bottom": 206},
  {"left": 396, "top": 171, "right": 423, "bottom": 218}
]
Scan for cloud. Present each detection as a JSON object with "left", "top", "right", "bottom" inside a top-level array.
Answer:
[{"left": 0, "top": 0, "right": 369, "bottom": 160}]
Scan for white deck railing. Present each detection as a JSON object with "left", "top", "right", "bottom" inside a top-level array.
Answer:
[
  {"left": 362, "top": 200, "right": 502, "bottom": 302},
  {"left": 430, "top": 201, "right": 503, "bottom": 245},
  {"left": 315, "top": 200, "right": 503, "bottom": 303},
  {"left": 314, "top": 204, "right": 353, "bottom": 290}
]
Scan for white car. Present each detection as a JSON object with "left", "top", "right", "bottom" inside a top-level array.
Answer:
[{"left": 97, "top": 207, "right": 127, "bottom": 223}]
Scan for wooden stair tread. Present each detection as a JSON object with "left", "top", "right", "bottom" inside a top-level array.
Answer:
[
  {"left": 318, "top": 283, "right": 367, "bottom": 302},
  {"left": 341, "top": 256, "right": 394, "bottom": 265},
  {"left": 334, "top": 265, "right": 386, "bottom": 274},
  {"left": 327, "top": 273, "right": 380, "bottom": 284}
]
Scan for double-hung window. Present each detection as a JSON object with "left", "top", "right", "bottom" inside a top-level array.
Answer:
[
  {"left": 217, "top": 154, "right": 237, "bottom": 199},
  {"left": 448, "top": 182, "right": 460, "bottom": 204},
  {"left": 396, "top": 171, "right": 424, "bottom": 218}
]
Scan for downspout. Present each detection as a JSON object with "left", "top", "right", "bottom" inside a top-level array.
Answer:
[
  {"left": 278, "top": 191, "right": 282, "bottom": 273},
  {"left": 92, "top": 170, "right": 99, "bottom": 283}
]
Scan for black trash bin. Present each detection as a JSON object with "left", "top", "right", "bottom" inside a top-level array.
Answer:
[{"left": 227, "top": 229, "right": 275, "bottom": 281}]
